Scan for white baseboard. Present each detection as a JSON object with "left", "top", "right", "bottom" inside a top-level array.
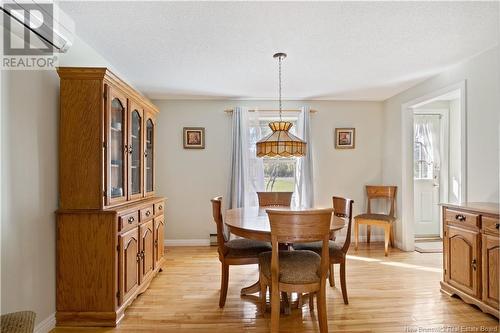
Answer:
[
  {"left": 35, "top": 313, "right": 55, "bottom": 333},
  {"left": 164, "top": 239, "right": 210, "bottom": 246}
]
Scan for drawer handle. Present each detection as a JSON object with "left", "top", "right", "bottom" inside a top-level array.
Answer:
[
  {"left": 128, "top": 216, "right": 135, "bottom": 224},
  {"left": 496, "top": 223, "right": 499, "bottom": 230},
  {"left": 455, "top": 214, "right": 466, "bottom": 221},
  {"left": 158, "top": 205, "right": 163, "bottom": 210},
  {"left": 471, "top": 258, "right": 477, "bottom": 271},
  {"left": 145, "top": 210, "right": 151, "bottom": 217}
]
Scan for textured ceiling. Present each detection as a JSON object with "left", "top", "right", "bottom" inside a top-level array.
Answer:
[{"left": 59, "top": 1, "right": 499, "bottom": 100}]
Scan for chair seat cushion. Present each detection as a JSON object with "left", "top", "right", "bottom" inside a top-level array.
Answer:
[
  {"left": 354, "top": 213, "right": 394, "bottom": 222},
  {"left": 292, "top": 241, "right": 344, "bottom": 260},
  {"left": 225, "top": 239, "right": 272, "bottom": 258},
  {"left": 259, "top": 250, "right": 321, "bottom": 284}
]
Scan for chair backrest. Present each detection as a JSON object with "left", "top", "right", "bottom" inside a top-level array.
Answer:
[
  {"left": 267, "top": 209, "right": 334, "bottom": 281},
  {"left": 210, "top": 197, "right": 228, "bottom": 254},
  {"left": 257, "top": 192, "right": 293, "bottom": 207},
  {"left": 332, "top": 196, "right": 354, "bottom": 253},
  {"left": 365, "top": 186, "right": 397, "bottom": 217}
]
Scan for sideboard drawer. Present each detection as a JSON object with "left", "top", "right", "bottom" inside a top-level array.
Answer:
[
  {"left": 140, "top": 205, "right": 154, "bottom": 221},
  {"left": 483, "top": 216, "right": 500, "bottom": 236},
  {"left": 444, "top": 208, "right": 479, "bottom": 229},
  {"left": 119, "top": 211, "right": 139, "bottom": 232},
  {"left": 154, "top": 202, "right": 165, "bottom": 216}
]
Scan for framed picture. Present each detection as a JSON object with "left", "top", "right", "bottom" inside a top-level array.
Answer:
[
  {"left": 183, "top": 127, "right": 205, "bottom": 149},
  {"left": 335, "top": 128, "right": 355, "bottom": 149}
]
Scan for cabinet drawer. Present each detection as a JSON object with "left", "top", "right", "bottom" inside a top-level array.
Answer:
[
  {"left": 154, "top": 202, "right": 165, "bottom": 216},
  {"left": 140, "top": 205, "right": 154, "bottom": 221},
  {"left": 444, "top": 208, "right": 479, "bottom": 228},
  {"left": 483, "top": 216, "right": 499, "bottom": 236},
  {"left": 119, "top": 211, "right": 139, "bottom": 232}
]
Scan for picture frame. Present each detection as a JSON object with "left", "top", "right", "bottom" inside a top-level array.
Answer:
[
  {"left": 335, "top": 128, "right": 355, "bottom": 149},
  {"left": 183, "top": 127, "right": 205, "bottom": 149}
]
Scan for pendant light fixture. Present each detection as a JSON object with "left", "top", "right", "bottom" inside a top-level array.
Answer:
[{"left": 256, "top": 53, "right": 307, "bottom": 158}]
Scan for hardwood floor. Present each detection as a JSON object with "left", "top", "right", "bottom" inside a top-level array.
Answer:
[{"left": 52, "top": 243, "right": 498, "bottom": 332}]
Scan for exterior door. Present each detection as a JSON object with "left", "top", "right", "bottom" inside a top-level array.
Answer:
[
  {"left": 106, "top": 86, "right": 128, "bottom": 205},
  {"left": 144, "top": 111, "right": 156, "bottom": 196},
  {"left": 445, "top": 226, "right": 479, "bottom": 297},
  {"left": 482, "top": 234, "right": 499, "bottom": 308},
  {"left": 154, "top": 216, "right": 165, "bottom": 268},
  {"left": 414, "top": 114, "right": 441, "bottom": 237},
  {"left": 139, "top": 220, "right": 154, "bottom": 282},
  {"left": 128, "top": 103, "right": 144, "bottom": 200},
  {"left": 118, "top": 227, "right": 139, "bottom": 305}
]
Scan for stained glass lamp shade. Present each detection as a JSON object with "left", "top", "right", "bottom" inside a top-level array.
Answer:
[{"left": 256, "top": 121, "right": 306, "bottom": 157}]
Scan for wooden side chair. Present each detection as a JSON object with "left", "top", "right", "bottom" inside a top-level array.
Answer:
[
  {"left": 354, "top": 186, "right": 397, "bottom": 256},
  {"left": 256, "top": 192, "right": 293, "bottom": 207},
  {"left": 259, "top": 209, "right": 333, "bottom": 333},
  {"left": 293, "top": 196, "right": 354, "bottom": 304},
  {"left": 211, "top": 197, "right": 272, "bottom": 307}
]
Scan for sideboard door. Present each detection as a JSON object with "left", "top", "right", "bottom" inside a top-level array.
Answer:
[
  {"left": 482, "top": 233, "right": 499, "bottom": 309},
  {"left": 140, "top": 220, "right": 154, "bottom": 283},
  {"left": 154, "top": 216, "right": 165, "bottom": 268},
  {"left": 118, "top": 227, "right": 139, "bottom": 305},
  {"left": 445, "top": 225, "right": 479, "bottom": 297}
]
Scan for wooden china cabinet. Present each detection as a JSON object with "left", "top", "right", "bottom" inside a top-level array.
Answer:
[{"left": 56, "top": 67, "right": 165, "bottom": 327}]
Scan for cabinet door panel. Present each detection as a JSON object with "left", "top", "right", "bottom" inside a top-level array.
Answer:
[
  {"left": 446, "top": 226, "right": 479, "bottom": 297},
  {"left": 119, "top": 227, "right": 139, "bottom": 305},
  {"left": 144, "top": 111, "right": 156, "bottom": 196},
  {"left": 106, "top": 86, "right": 128, "bottom": 205},
  {"left": 140, "top": 220, "right": 154, "bottom": 282},
  {"left": 129, "top": 103, "right": 144, "bottom": 200},
  {"left": 482, "top": 234, "right": 499, "bottom": 309},
  {"left": 154, "top": 216, "right": 165, "bottom": 268}
]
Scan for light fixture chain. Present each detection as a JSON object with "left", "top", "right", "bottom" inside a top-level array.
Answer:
[{"left": 278, "top": 55, "right": 282, "bottom": 120}]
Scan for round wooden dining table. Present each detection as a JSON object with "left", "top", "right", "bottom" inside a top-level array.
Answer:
[{"left": 224, "top": 206, "right": 346, "bottom": 295}]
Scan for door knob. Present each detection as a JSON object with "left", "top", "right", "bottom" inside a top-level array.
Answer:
[{"left": 471, "top": 259, "right": 477, "bottom": 271}]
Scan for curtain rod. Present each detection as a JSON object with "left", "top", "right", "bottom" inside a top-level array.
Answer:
[{"left": 224, "top": 108, "right": 317, "bottom": 113}]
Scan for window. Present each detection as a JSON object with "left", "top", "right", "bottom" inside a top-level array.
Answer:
[
  {"left": 258, "top": 117, "right": 297, "bottom": 192},
  {"left": 414, "top": 141, "right": 432, "bottom": 179}
]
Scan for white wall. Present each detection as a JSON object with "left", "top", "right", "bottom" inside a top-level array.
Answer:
[
  {"left": 1, "top": 35, "right": 118, "bottom": 329},
  {"left": 382, "top": 46, "right": 500, "bottom": 246},
  {"left": 154, "top": 99, "right": 385, "bottom": 241}
]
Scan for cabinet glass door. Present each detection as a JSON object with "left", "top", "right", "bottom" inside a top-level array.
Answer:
[
  {"left": 129, "top": 107, "right": 143, "bottom": 198},
  {"left": 109, "top": 96, "right": 126, "bottom": 202},
  {"left": 145, "top": 118, "right": 154, "bottom": 194}
]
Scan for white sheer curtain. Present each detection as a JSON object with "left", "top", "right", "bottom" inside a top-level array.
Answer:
[
  {"left": 228, "top": 107, "right": 264, "bottom": 208},
  {"left": 414, "top": 115, "right": 440, "bottom": 179},
  {"left": 294, "top": 107, "right": 314, "bottom": 208}
]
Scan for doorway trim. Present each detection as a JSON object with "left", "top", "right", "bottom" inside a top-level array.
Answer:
[{"left": 400, "top": 80, "right": 467, "bottom": 251}]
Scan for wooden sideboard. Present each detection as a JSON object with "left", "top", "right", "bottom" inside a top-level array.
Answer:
[
  {"left": 56, "top": 67, "right": 165, "bottom": 326},
  {"left": 440, "top": 202, "right": 499, "bottom": 318}
]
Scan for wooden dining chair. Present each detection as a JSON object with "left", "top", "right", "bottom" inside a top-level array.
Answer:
[
  {"left": 293, "top": 196, "right": 354, "bottom": 304},
  {"left": 259, "top": 209, "right": 333, "bottom": 333},
  {"left": 256, "top": 192, "right": 293, "bottom": 207},
  {"left": 354, "top": 186, "right": 397, "bottom": 256},
  {"left": 211, "top": 197, "right": 272, "bottom": 307}
]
